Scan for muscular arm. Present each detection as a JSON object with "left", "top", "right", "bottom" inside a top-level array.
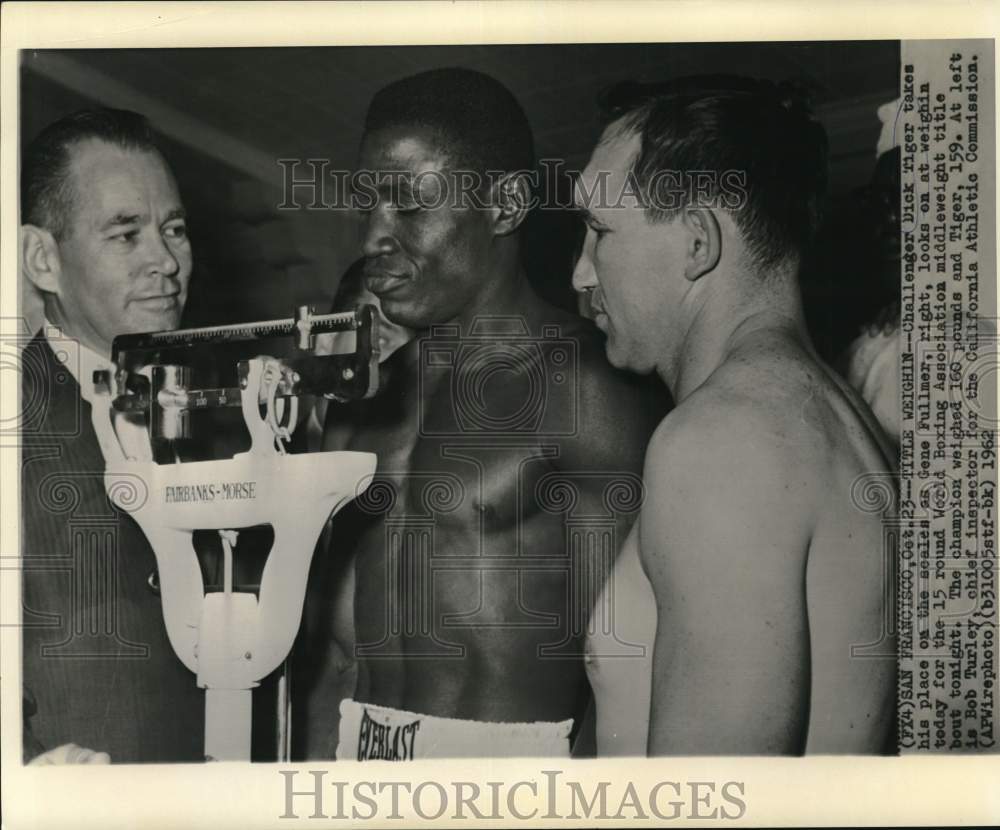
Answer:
[{"left": 640, "top": 410, "right": 814, "bottom": 755}]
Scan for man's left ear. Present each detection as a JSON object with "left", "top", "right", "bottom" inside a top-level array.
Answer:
[
  {"left": 21, "top": 224, "right": 62, "bottom": 295},
  {"left": 492, "top": 171, "right": 534, "bottom": 237},
  {"left": 682, "top": 207, "right": 722, "bottom": 281}
]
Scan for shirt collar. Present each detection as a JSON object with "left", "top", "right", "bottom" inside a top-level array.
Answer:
[{"left": 42, "top": 320, "right": 113, "bottom": 406}]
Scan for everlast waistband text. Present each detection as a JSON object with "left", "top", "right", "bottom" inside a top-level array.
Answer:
[{"left": 357, "top": 709, "right": 421, "bottom": 761}]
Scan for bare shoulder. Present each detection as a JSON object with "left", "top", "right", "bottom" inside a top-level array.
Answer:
[
  {"left": 639, "top": 361, "right": 830, "bottom": 578},
  {"left": 653, "top": 334, "right": 884, "bottom": 476},
  {"left": 640, "top": 333, "right": 892, "bottom": 572},
  {"left": 645, "top": 368, "right": 822, "bottom": 492},
  {"left": 535, "top": 308, "right": 669, "bottom": 471}
]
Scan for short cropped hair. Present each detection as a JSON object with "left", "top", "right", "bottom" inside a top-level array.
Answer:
[
  {"left": 364, "top": 67, "right": 535, "bottom": 178},
  {"left": 21, "top": 107, "right": 158, "bottom": 239},
  {"left": 599, "top": 75, "right": 828, "bottom": 271}
]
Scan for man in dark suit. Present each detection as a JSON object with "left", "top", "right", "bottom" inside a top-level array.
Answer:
[{"left": 19, "top": 108, "right": 202, "bottom": 763}]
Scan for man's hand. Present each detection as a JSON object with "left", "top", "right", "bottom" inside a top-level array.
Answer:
[{"left": 28, "top": 743, "right": 111, "bottom": 765}]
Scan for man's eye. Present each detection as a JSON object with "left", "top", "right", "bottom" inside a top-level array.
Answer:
[
  {"left": 164, "top": 223, "right": 188, "bottom": 240},
  {"left": 112, "top": 229, "right": 140, "bottom": 243},
  {"left": 390, "top": 194, "right": 420, "bottom": 213},
  {"left": 578, "top": 212, "right": 608, "bottom": 237}
]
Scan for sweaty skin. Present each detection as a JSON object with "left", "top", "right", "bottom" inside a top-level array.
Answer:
[
  {"left": 337, "top": 303, "right": 656, "bottom": 727},
  {"left": 317, "top": 124, "right": 661, "bottom": 742}
]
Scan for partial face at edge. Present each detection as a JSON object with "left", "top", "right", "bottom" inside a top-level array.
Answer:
[
  {"left": 357, "top": 125, "right": 497, "bottom": 330},
  {"left": 52, "top": 140, "right": 192, "bottom": 356},
  {"left": 571, "top": 125, "right": 687, "bottom": 374}
]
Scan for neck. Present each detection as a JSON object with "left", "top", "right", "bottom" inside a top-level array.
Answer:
[
  {"left": 45, "top": 297, "right": 110, "bottom": 359},
  {"left": 393, "top": 335, "right": 423, "bottom": 369},
  {"left": 661, "top": 265, "right": 808, "bottom": 402},
  {"left": 449, "top": 250, "right": 537, "bottom": 333}
]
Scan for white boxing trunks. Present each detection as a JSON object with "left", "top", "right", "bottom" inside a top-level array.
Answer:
[{"left": 337, "top": 699, "right": 573, "bottom": 760}]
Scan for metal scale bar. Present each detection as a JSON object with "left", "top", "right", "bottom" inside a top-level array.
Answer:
[
  {"left": 111, "top": 309, "right": 361, "bottom": 354},
  {"left": 98, "top": 306, "right": 380, "bottom": 440}
]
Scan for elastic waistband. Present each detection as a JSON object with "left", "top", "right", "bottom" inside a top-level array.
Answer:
[{"left": 337, "top": 699, "right": 573, "bottom": 760}]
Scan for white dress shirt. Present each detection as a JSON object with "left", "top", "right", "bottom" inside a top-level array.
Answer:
[{"left": 43, "top": 321, "right": 153, "bottom": 463}]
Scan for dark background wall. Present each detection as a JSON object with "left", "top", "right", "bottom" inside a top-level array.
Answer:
[{"left": 20, "top": 42, "right": 900, "bottom": 349}]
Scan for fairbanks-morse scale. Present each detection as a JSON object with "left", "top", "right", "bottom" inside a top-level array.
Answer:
[{"left": 91, "top": 305, "right": 379, "bottom": 762}]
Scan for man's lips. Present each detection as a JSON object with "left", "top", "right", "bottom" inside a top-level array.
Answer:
[
  {"left": 364, "top": 272, "right": 410, "bottom": 295},
  {"left": 587, "top": 288, "right": 606, "bottom": 315},
  {"left": 588, "top": 292, "right": 609, "bottom": 330},
  {"left": 131, "top": 295, "right": 180, "bottom": 311}
]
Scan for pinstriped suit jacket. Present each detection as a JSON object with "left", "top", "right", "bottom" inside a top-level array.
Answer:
[{"left": 20, "top": 332, "right": 204, "bottom": 763}]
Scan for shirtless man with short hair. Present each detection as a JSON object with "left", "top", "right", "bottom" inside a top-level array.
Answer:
[
  {"left": 572, "top": 76, "right": 897, "bottom": 754},
  {"left": 318, "top": 68, "right": 662, "bottom": 760}
]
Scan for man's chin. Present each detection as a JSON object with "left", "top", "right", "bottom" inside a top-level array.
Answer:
[
  {"left": 604, "top": 338, "right": 645, "bottom": 374},
  {"left": 604, "top": 342, "right": 626, "bottom": 370},
  {"left": 378, "top": 298, "right": 434, "bottom": 331},
  {"left": 126, "top": 309, "right": 183, "bottom": 335}
]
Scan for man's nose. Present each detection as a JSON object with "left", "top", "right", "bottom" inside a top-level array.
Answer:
[
  {"left": 145, "top": 230, "right": 180, "bottom": 277},
  {"left": 361, "top": 207, "right": 400, "bottom": 260},
  {"left": 571, "top": 244, "right": 597, "bottom": 294}
]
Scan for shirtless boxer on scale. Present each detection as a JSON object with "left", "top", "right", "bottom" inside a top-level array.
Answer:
[
  {"left": 572, "top": 76, "right": 898, "bottom": 754},
  {"left": 322, "top": 68, "right": 663, "bottom": 759}
]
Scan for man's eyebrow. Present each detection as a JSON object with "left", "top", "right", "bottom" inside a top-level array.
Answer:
[
  {"left": 573, "top": 205, "right": 609, "bottom": 228},
  {"left": 349, "top": 178, "right": 414, "bottom": 196},
  {"left": 163, "top": 207, "right": 187, "bottom": 223},
  {"left": 100, "top": 212, "right": 142, "bottom": 230},
  {"left": 381, "top": 177, "right": 414, "bottom": 192}
]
